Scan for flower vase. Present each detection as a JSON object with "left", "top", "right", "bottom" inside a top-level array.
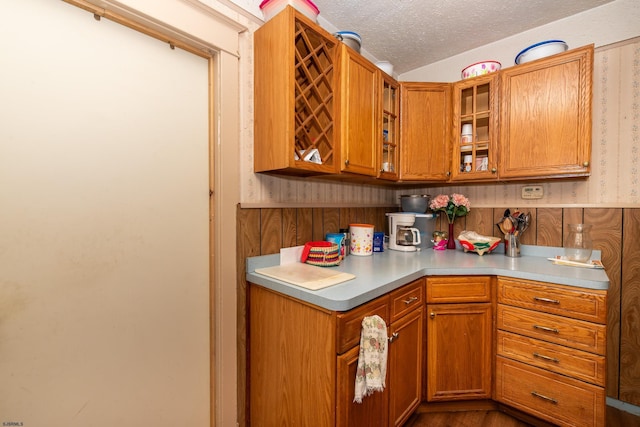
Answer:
[{"left": 447, "top": 222, "right": 456, "bottom": 249}]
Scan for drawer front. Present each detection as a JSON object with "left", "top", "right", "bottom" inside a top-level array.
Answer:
[
  {"left": 497, "top": 305, "right": 606, "bottom": 355},
  {"left": 426, "top": 276, "right": 491, "bottom": 303},
  {"left": 497, "top": 277, "right": 607, "bottom": 323},
  {"left": 389, "top": 278, "right": 424, "bottom": 322},
  {"left": 336, "top": 295, "right": 389, "bottom": 354},
  {"left": 496, "top": 330, "right": 605, "bottom": 386},
  {"left": 496, "top": 357, "right": 605, "bottom": 427}
]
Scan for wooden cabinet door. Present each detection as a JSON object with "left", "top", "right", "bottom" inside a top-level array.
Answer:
[
  {"left": 337, "top": 345, "right": 388, "bottom": 427},
  {"left": 499, "top": 45, "right": 593, "bottom": 179},
  {"left": 254, "top": 7, "right": 340, "bottom": 175},
  {"left": 338, "top": 45, "right": 379, "bottom": 176},
  {"left": 450, "top": 74, "right": 499, "bottom": 181},
  {"left": 426, "top": 303, "right": 492, "bottom": 401},
  {"left": 378, "top": 73, "right": 400, "bottom": 181},
  {"left": 388, "top": 307, "right": 423, "bottom": 426},
  {"left": 399, "top": 82, "right": 451, "bottom": 181}
]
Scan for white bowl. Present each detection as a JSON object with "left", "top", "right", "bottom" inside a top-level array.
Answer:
[
  {"left": 461, "top": 61, "right": 501, "bottom": 79},
  {"left": 334, "top": 31, "right": 361, "bottom": 53},
  {"left": 515, "top": 40, "right": 568, "bottom": 64},
  {"left": 375, "top": 61, "right": 394, "bottom": 76}
]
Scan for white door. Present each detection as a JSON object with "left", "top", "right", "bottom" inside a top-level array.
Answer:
[{"left": 0, "top": 0, "right": 210, "bottom": 425}]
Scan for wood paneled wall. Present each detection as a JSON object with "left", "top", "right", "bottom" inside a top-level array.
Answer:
[{"left": 237, "top": 205, "right": 640, "bottom": 425}]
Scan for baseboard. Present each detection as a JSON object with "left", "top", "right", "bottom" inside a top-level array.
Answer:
[{"left": 607, "top": 397, "right": 640, "bottom": 416}]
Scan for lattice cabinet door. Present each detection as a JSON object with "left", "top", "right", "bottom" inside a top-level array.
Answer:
[{"left": 254, "top": 6, "right": 340, "bottom": 175}]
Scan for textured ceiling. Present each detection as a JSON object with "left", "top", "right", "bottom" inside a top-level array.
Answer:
[{"left": 311, "top": 0, "right": 614, "bottom": 74}]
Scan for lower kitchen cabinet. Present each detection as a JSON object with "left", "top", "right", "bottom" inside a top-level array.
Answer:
[
  {"left": 337, "top": 279, "right": 424, "bottom": 427},
  {"left": 249, "top": 278, "right": 423, "bottom": 427},
  {"left": 495, "top": 277, "right": 607, "bottom": 427},
  {"left": 247, "top": 274, "right": 607, "bottom": 426},
  {"left": 425, "top": 277, "right": 493, "bottom": 402}
]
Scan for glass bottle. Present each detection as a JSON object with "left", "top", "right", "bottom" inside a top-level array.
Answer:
[{"left": 564, "top": 224, "right": 593, "bottom": 262}]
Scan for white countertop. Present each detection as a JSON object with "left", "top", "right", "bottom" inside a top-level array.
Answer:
[{"left": 246, "top": 245, "right": 610, "bottom": 311}]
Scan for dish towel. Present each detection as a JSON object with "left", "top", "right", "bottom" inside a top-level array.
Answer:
[{"left": 353, "top": 314, "right": 388, "bottom": 403}]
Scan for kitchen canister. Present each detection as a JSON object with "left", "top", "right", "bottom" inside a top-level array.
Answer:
[{"left": 349, "top": 223, "right": 374, "bottom": 256}]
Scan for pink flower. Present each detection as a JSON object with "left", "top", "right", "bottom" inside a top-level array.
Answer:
[
  {"left": 429, "top": 194, "right": 450, "bottom": 210},
  {"left": 429, "top": 193, "right": 471, "bottom": 224},
  {"left": 451, "top": 193, "right": 470, "bottom": 209}
]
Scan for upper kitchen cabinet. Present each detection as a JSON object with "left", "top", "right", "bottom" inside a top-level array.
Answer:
[
  {"left": 450, "top": 74, "right": 499, "bottom": 182},
  {"left": 254, "top": 7, "right": 340, "bottom": 175},
  {"left": 499, "top": 45, "right": 593, "bottom": 180},
  {"left": 378, "top": 73, "right": 400, "bottom": 181},
  {"left": 337, "top": 44, "right": 379, "bottom": 177},
  {"left": 399, "top": 83, "right": 451, "bottom": 182}
]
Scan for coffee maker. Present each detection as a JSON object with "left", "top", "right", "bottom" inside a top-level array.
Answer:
[{"left": 387, "top": 213, "right": 421, "bottom": 252}]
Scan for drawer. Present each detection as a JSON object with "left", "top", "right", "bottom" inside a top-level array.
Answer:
[
  {"left": 496, "top": 357, "right": 605, "bottom": 427},
  {"left": 336, "top": 295, "right": 389, "bottom": 354},
  {"left": 426, "top": 276, "right": 491, "bottom": 303},
  {"left": 496, "top": 330, "right": 605, "bottom": 386},
  {"left": 389, "top": 278, "right": 424, "bottom": 322},
  {"left": 497, "top": 277, "right": 607, "bottom": 323},
  {"left": 497, "top": 305, "right": 606, "bottom": 355}
]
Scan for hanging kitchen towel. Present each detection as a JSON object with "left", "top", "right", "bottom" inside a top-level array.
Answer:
[{"left": 353, "top": 314, "right": 388, "bottom": 403}]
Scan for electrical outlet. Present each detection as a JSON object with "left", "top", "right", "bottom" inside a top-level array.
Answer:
[{"left": 521, "top": 185, "right": 543, "bottom": 199}]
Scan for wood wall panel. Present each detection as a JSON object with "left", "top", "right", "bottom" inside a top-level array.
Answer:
[
  {"left": 621, "top": 209, "right": 640, "bottom": 405},
  {"left": 312, "top": 208, "right": 324, "bottom": 241},
  {"left": 260, "top": 208, "right": 282, "bottom": 255},
  {"left": 536, "top": 208, "right": 563, "bottom": 247},
  {"left": 465, "top": 207, "right": 495, "bottom": 237},
  {"left": 238, "top": 206, "right": 640, "bottom": 418},
  {"left": 282, "top": 208, "right": 297, "bottom": 248},
  {"left": 323, "top": 208, "right": 340, "bottom": 236},
  {"left": 236, "top": 206, "right": 261, "bottom": 427},
  {"left": 585, "top": 208, "right": 623, "bottom": 397},
  {"left": 296, "top": 208, "right": 313, "bottom": 245}
]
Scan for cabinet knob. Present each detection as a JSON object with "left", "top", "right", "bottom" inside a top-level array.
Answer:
[
  {"left": 344, "top": 159, "right": 350, "bottom": 167},
  {"left": 388, "top": 332, "right": 399, "bottom": 343},
  {"left": 446, "top": 171, "right": 451, "bottom": 177},
  {"left": 583, "top": 161, "right": 589, "bottom": 167},
  {"left": 491, "top": 167, "right": 497, "bottom": 173},
  {"left": 429, "top": 312, "right": 436, "bottom": 319}
]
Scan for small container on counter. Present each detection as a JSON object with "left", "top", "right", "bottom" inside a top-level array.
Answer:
[
  {"left": 339, "top": 228, "right": 350, "bottom": 256},
  {"left": 373, "top": 232, "right": 384, "bottom": 252}
]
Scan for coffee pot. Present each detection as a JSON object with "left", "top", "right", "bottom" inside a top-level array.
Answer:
[{"left": 387, "top": 213, "right": 421, "bottom": 252}]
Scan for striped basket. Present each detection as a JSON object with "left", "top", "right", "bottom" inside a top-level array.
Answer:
[{"left": 304, "top": 242, "right": 341, "bottom": 267}]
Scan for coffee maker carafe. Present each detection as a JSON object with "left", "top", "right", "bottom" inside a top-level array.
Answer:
[{"left": 387, "top": 213, "right": 421, "bottom": 252}]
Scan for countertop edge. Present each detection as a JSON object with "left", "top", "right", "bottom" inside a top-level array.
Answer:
[{"left": 246, "top": 246, "right": 609, "bottom": 311}]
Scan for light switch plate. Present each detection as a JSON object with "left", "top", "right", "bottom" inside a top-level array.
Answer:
[{"left": 521, "top": 185, "right": 544, "bottom": 199}]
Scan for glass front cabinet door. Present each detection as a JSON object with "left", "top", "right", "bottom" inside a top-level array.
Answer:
[
  {"left": 450, "top": 74, "right": 498, "bottom": 181},
  {"left": 379, "top": 73, "right": 399, "bottom": 181}
]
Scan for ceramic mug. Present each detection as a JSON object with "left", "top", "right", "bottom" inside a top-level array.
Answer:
[{"left": 349, "top": 223, "right": 374, "bottom": 256}]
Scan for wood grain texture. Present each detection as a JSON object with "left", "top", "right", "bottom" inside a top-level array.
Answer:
[
  {"left": 536, "top": 208, "right": 563, "bottom": 247},
  {"left": 466, "top": 208, "right": 495, "bottom": 236},
  {"left": 296, "top": 208, "right": 313, "bottom": 245},
  {"left": 312, "top": 208, "right": 324, "bottom": 241},
  {"left": 260, "top": 208, "right": 282, "bottom": 255},
  {"left": 586, "top": 208, "right": 622, "bottom": 397},
  {"left": 236, "top": 206, "right": 261, "bottom": 427},
  {"left": 249, "top": 285, "right": 335, "bottom": 426},
  {"left": 282, "top": 208, "right": 297, "bottom": 248},
  {"left": 621, "top": 208, "right": 640, "bottom": 405},
  {"left": 323, "top": 207, "right": 340, "bottom": 236}
]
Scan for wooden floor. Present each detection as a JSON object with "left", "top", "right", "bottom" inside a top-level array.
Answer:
[{"left": 404, "top": 405, "right": 640, "bottom": 427}]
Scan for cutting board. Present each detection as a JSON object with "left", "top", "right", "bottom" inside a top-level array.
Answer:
[{"left": 255, "top": 263, "right": 355, "bottom": 290}]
